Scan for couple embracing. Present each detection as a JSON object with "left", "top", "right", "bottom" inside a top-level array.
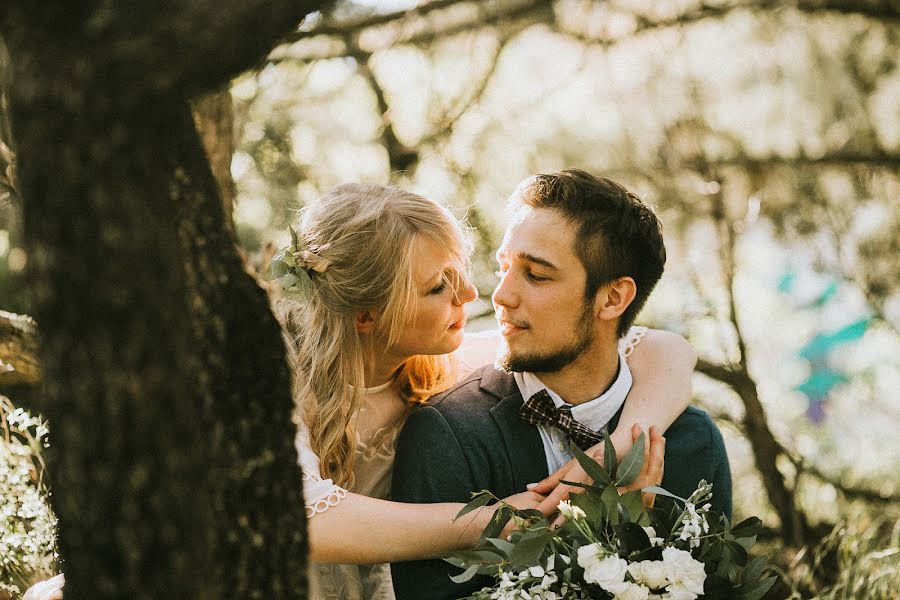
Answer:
[{"left": 288, "top": 170, "right": 731, "bottom": 599}]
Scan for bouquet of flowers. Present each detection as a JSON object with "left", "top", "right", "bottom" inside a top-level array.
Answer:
[{"left": 446, "top": 433, "right": 775, "bottom": 600}]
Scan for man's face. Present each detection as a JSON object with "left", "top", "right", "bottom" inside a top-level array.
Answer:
[{"left": 492, "top": 204, "right": 595, "bottom": 373}]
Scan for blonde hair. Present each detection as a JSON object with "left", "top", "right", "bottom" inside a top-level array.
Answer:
[{"left": 277, "top": 183, "right": 473, "bottom": 488}]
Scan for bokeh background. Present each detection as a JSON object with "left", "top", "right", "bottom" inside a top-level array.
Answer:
[{"left": 1, "top": 1, "right": 898, "bottom": 597}]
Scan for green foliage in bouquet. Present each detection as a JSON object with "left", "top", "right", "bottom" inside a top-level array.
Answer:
[
  {"left": 446, "top": 432, "right": 775, "bottom": 600},
  {"left": 0, "top": 395, "right": 58, "bottom": 597}
]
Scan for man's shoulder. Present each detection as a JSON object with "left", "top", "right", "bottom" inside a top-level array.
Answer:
[
  {"left": 666, "top": 405, "right": 726, "bottom": 454},
  {"left": 426, "top": 364, "right": 516, "bottom": 413}
]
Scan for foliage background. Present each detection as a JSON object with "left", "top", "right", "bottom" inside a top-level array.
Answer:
[{"left": 1, "top": 0, "right": 898, "bottom": 597}]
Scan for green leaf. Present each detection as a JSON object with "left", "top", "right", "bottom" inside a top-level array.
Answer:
[
  {"left": 482, "top": 505, "right": 514, "bottom": 540},
  {"left": 485, "top": 537, "right": 516, "bottom": 557},
  {"left": 731, "top": 516, "right": 763, "bottom": 539},
  {"left": 601, "top": 484, "right": 620, "bottom": 525},
  {"left": 604, "top": 428, "right": 617, "bottom": 479},
  {"left": 737, "top": 576, "right": 777, "bottom": 600},
  {"left": 640, "top": 485, "right": 686, "bottom": 504},
  {"left": 614, "top": 521, "right": 650, "bottom": 556},
  {"left": 449, "top": 565, "right": 480, "bottom": 583},
  {"left": 570, "top": 491, "right": 604, "bottom": 526},
  {"left": 615, "top": 431, "right": 646, "bottom": 487},
  {"left": 289, "top": 224, "right": 299, "bottom": 249},
  {"left": 617, "top": 490, "right": 645, "bottom": 523},
  {"left": 455, "top": 491, "right": 494, "bottom": 520},
  {"left": 741, "top": 556, "right": 768, "bottom": 583},
  {"left": 509, "top": 532, "right": 552, "bottom": 567},
  {"left": 570, "top": 442, "right": 613, "bottom": 487}
]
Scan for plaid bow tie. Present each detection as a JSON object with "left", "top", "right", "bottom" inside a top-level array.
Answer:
[{"left": 518, "top": 389, "right": 604, "bottom": 451}]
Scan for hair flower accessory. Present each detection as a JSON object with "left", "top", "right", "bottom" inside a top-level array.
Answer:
[{"left": 268, "top": 225, "right": 330, "bottom": 300}]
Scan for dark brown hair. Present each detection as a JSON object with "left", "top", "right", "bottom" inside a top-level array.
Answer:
[{"left": 512, "top": 169, "right": 665, "bottom": 337}]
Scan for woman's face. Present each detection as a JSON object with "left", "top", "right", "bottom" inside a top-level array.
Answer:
[{"left": 387, "top": 235, "right": 477, "bottom": 359}]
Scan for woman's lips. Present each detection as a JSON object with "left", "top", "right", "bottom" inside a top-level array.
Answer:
[{"left": 449, "top": 317, "right": 466, "bottom": 331}]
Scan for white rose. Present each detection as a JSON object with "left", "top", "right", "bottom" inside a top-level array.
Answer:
[
  {"left": 582, "top": 553, "right": 629, "bottom": 594},
  {"left": 614, "top": 581, "right": 651, "bottom": 600},
  {"left": 627, "top": 560, "right": 670, "bottom": 590},
  {"left": 662, "top": 547, "right": 706, "bottom": 599},
  {"left": 576, "top": 542, "right": 606, "bottom": 570}
]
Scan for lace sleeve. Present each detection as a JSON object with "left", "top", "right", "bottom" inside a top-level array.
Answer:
[
  {"left": 295, "top": 423, "right": 348, "bottom": 518},
  {"left": 618, "top": 325, "right": 648, "bottom": 358}
]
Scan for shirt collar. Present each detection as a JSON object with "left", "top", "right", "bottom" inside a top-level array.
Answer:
[{"left": 513, "top": 352, "right": 633, "bottom": 432}]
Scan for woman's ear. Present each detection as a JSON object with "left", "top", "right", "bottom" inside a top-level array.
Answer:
[
  {"left": 595, "top": 277, "right": 637, "bottom": 321},
  {"left": 355, "top": 310, "right": 376, "bottom": 334}
]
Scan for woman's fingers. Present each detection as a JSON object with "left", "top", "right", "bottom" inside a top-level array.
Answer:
[{"left": 640, "top": 426, "right": 666, "bottom": 507}]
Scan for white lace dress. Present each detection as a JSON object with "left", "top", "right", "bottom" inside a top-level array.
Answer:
[{"left": 296, "top": 326, "right": 647, "bottom": 600}]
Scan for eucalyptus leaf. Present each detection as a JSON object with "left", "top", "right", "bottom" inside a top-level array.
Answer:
[
  {"left": 449, "top": 564, "right": 480, "bottom": 583},
  {"left": 289, "top": 224, "right": 299, "bottom": 249},
  {"left": 741, "top": 555, "right": 768, "bottom": 583},
  {"left": 570, "top": 441, "right": 613, "bottom": 487},
  {"left": 617, "top": 490, "right": 645, "bottom": 523},
  {"left": 738, "top": 576, "right": 777, "bottom": 600},
  {"left": 731, "top": 516, "right": 763, "bottom": 539},
  {"left": 485, "top": 537, "right": 516, "bottom": 557},
  {"left": 455, "top": 491, "right": 494, "bottom": 520},
  {"left": 483, "top": 505, "right": 513, "bottom": 540},
  {"left": 641, "top": 485, "right": 686, "bottom": 504},
  {"left": 614, "top": 431, "right": 645, "bottom": 487},
  {"left": 604, "top": 428, "right": 617, "bottom": 479},
  {"left": 601, "top": 484, "right": 620, "bottom": 525},
  {"left": 508, "top": 532, "right": 552, "bottom": 567},
  {"left": 614, "top": 521, "right": 650, "bottom": 555}
]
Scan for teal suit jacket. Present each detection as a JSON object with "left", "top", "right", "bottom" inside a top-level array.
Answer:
[{"left": 390, "top": 365, "right": 732, "bottom": 600}]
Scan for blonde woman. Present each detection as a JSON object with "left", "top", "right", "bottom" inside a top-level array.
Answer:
[{"left": 278, "top": 183, "right": 694, "bottom": 599}]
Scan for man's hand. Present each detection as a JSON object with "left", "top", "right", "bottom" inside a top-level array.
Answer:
[{"left": 531, "top": 424, "right": 665, "bottom": 518}]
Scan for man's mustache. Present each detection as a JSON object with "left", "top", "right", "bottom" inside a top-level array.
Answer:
[{"left": 495, "top": 312, "right": 529, "bottom": 329}]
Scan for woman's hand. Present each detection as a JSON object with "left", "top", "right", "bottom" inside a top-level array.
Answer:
[{"left": 531, "top": 424, "right": 665, "bottom": 517}]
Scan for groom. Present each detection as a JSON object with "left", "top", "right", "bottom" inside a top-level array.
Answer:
[{"left": 390, "top": 170, "right": 732, "bottom": 599}]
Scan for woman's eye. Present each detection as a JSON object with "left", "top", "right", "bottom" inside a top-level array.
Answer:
[{"left": 429, "top": 281, "right": 448, "bottom": 294}]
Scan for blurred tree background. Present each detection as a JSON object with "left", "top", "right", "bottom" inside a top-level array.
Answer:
[{"left": 1, "top": 0, "right": 898, "bottom": 597}]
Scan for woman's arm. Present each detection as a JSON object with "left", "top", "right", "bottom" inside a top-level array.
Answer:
[
  {"left": 307, "top": 490, "right": 543, "bottom": 564},
  {"left": 611, "top": 328, "right": 696, "bottom": 453}
]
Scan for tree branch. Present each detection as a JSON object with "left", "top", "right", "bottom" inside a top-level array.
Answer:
[{"left": 0, "top": 310, "right": 38, "bottom": 386}]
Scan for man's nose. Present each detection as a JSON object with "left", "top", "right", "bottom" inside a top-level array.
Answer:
[{"left": 492, "top": 271, "right": 517, "bottom": 309}]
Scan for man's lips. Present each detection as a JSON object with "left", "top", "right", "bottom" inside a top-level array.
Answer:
[{"left": 497, "top": 318, "right": 529, "bottom": 336}]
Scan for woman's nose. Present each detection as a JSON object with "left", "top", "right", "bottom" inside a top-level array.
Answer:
[{"left": 453, "top": 278, "right": 478, "bottom": 305}]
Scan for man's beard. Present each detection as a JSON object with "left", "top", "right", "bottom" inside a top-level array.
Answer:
[{"left": 497, "top": 302, "right": 594, "bottom": 374}]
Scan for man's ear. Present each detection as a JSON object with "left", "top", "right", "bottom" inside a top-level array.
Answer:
[
  {"left": 355, "top": 310, "right": 377, "bottom": 334},
  {"left": 595, "top": 277, "right": 637, "bottom": 322}
]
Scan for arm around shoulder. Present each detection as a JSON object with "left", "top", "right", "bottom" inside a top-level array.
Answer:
[{"left": 613, "top": 328, "right": 697, "bottom": 451}]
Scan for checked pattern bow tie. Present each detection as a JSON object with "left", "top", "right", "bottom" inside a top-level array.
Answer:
[{"left": 518, "top": 389, "right": 604, "bottom": 451}]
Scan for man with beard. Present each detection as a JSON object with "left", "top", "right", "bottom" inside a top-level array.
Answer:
[{"left": 390, "top": 170, "right": 732, "bottom": 600}]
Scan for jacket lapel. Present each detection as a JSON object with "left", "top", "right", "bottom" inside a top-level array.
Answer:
[{"left": 482, "top": 367, "right": 549, "bottom": 489}]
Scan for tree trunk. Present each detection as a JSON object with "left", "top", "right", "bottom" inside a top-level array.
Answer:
[
  {"left": 192, "top": 89, "right": 237, "bottom": 234},
  {"left": 0, "top": 2, "right": 325, "bottom": 597}
]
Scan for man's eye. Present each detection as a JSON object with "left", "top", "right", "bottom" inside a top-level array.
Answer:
[{"left": 526, "top": 271, "right": 548, "bottom": 282}]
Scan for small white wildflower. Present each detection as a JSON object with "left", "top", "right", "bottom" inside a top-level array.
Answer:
[
  {"left": 641, "top": 525, "right": 665, "bottom": 547},
  {"left": 557, "top": 499, "right": 586, "bottom": 521}
]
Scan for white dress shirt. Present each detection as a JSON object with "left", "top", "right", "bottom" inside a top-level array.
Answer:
[{"left": 513, "top": 352, "right": 633, "bottom": 474}]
